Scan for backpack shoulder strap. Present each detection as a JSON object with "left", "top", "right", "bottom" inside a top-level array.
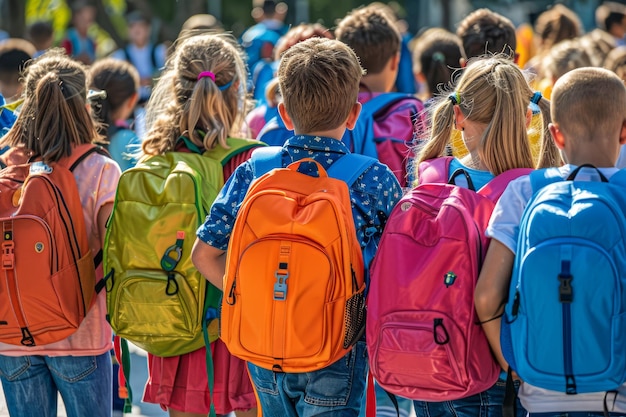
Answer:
[
  {"left": 417, "top": 156, "right": 453, "bottom": 185},
  {"left": 361, "top": 92, "right": 415, "bottom": 116},
  {"left": 478, "top": 168, "right": 533, "bottom": 202},
  {"left": 257, "top": 116, "right": 292, "bottom": 146},
  {"left": 64, "top": 144, "right": 111, "bottom": 172},
  {"left": 62, "top": 143, "right": 109, "bottom": 280},
  {"left": 327, "top": 153, "right": 377, "bottom": 187},
  {"left": 250, "top": 146, "right": 284, "bottom": 178},
  {"left": 529, "top": 168, "right": 564, "bottom": 194},
  {"left": 350, "top": 93, "right": 414, "bottom": 158},
  {"left": 205, "top": 137, "right": 266, "bottom": 167},
  {"left": 610, "top": 168, "right": 626, "bottom": 187}
]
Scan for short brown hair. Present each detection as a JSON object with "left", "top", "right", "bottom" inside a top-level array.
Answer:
[
  {"left": 534, "top": 4, "right": 583, "bottom": 53},
  {"left": 456, "top": 8, "right": 517, "bottom": 59},
  {"left": 335, "top": 5, "right": 401, "bottom": 75},
  {"left": 551, "top": 67, "right": 626, "bottom": 143},
  {"left": 278, "top": 38, "right": 362, "bottom": 133},
  {"left": 541, "top": 39, "right": 591, "bottom": 81}
]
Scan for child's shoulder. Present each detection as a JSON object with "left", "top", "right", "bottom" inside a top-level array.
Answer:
[{"left": 73, "top": 147, "right": 122, "bottom": 180}]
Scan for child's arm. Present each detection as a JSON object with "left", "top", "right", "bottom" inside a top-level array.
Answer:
[
  {"left": 191, "top": 239, "right": 225, "bottom": 291},
  {"left": 191, "top": 161, "right": 255, "bottom": 290},
  {"left": 97, "top": 202, "right": 113, "bottom": 247},
  {"left": 475, "top": 239, "right": 514, "bottom": 372}
]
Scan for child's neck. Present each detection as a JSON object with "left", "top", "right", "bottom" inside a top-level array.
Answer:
[
  {"left": 294, "top": 127, "right": 346, "bottom": 141},
  {"left": 360, "top": 73, "right": 393, "bottom": 94},
  {"left": 460, "top": 152, "right": 487, "bottom": 171},
  {"left": 564, "top": 142, "right": 619, "bottom": 168},
  {"left": 566, "top": 153, "right": 617, "bottom": 168}
]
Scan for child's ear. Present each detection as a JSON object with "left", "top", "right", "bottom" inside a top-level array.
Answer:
[
  {"left": 345, "top": 101, "right": 362, "bottom": 130},
  {"left": 525, "top": 107, "right": 532, "bottom": 129},
  {"left": 414, "top": 71, "right": 426, "bottom": 84},
  {"left": 548, "top": 122, "right": 565, "bottom": 150},
  {"left": 453, "top": 104, "right": 465, "bottom": 131},
  {"left": 620, "top": 120, "right": 626, "bottom": 145},
  {"left": 389, "top": 52, "right": 401, "bottom": 72},
  {"left": 277, "top": 102, "right": 294, "bottom": 131},
  {"left": 127, "top": 92, "right": 139, "bottom": 111}
]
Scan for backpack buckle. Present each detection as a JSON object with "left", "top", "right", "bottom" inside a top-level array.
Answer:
[
  {"left": 2, "top": 241, "right": 14, "bottom": 269},
  {"left": 274, "top": 272, "right": 288, "bottom": 301},
  {"left": 558, "top": 273, "right": 573, "bottom": 303}
]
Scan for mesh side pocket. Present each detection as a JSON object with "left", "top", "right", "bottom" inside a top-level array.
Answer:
[{"left": 343, "top": 291, "right": 366, "bottom": 349}]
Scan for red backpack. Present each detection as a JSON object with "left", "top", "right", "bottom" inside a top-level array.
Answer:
[
  {"left": 0, "top": 144, "right": 105, "bottom": 346},
  {"left": 367, "top": 157, "right": 530, "bottom": 401}
]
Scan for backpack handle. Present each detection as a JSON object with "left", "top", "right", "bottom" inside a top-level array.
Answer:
[
  {"left": 286, "top": 158, "right": 328, "bottom": 178},
  {"left": 566, "top": 164, "right": 609, "bottom": 182},
  {"left": 448, "top": 168, "right": 476, "bottom": 191}
]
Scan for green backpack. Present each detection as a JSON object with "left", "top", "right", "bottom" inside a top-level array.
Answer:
[{"left": 104, "top": 137, "right": 263, "bottom": 357}]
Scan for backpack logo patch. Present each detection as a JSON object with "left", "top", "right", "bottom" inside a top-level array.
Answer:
[
  {"left": 29, "top": 162, "right": 52, "bottom": 175},
  {"left": 444, "top": 271, "right": 457, "bottom": 288}
]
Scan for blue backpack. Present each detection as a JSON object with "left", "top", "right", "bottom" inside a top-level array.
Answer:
[
  {"left": 256, "top": 106, "right": 292, "bottom": 146},
  {"left": 501, "top": 165, "right": 626, "bottom": 394},
  {"left": 341, "top": 92, "right": 417, "bottom": 158},
  {"left": 394, "top": 33, "right": 417, "bottom": 94}
]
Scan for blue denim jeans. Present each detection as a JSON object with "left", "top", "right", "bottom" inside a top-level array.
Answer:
[
  {"left": 0, "top": 352, "right": 112, "bottom": 417},
  {"left": 357, "top": 379, "right": 413, "bottom": 417},
  {"left": 247, "top": 340, "right": 368, "bottom": 417},
  {"left": 413, "top": 378, "right": 526, "bottom": 417}
]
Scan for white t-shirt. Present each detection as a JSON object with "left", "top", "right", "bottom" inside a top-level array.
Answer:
[{"left": 486, "top": 164, "right": 626, "bottom": 413}]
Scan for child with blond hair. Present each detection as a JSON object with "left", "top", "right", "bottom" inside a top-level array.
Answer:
[
  {"left": 406, "top": 55, "right": 556, "bottom": 417},
  {"left": 139, "top": 33, "right": 260, "bottom": 417}
]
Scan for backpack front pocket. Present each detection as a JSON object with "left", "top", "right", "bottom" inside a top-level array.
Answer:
[
  {"left": 374, "top": 311, "right": 466, "bottom": 393},
  {"left": 109, "top": 269, "right": 203, "bottom": 355}
]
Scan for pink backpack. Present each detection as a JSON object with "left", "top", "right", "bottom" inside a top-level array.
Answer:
[
  {"left": 342, "top": 93, "right": 425, "bottom": 188},
  {"left": 367, "top": 157, "right": 531, "bottom": 401}
]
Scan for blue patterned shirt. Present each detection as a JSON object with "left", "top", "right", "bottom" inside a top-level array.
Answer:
[{"left": 197, "top": 135, "right": 402, "bottom": 257}]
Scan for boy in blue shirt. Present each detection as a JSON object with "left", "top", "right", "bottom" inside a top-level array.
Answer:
[
  {"left": 475, "top": 67, "right": 626, "bottom": 416},
  {"left": 191, "top": 37, "right": 401, "bottom": 416}
]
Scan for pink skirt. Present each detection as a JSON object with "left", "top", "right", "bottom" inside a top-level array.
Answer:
[{"left": 143, "top": 339, "right": 256, "bottom": 414}]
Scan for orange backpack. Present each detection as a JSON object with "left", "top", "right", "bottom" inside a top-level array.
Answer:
[
  {"left": 220, "top": 147, "right": 375, "bottom": 372},
  {"left": 0, "top": 144, "right": 105, "bottom": 346}
]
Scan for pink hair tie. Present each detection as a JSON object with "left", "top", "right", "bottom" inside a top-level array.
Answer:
[{"left": 197, "top": 71, "right": 216, "bottom": 82}]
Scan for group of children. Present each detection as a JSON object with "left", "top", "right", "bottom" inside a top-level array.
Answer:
[{"left": 0, "top": 1, "right": 625, "bottom": 417}]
